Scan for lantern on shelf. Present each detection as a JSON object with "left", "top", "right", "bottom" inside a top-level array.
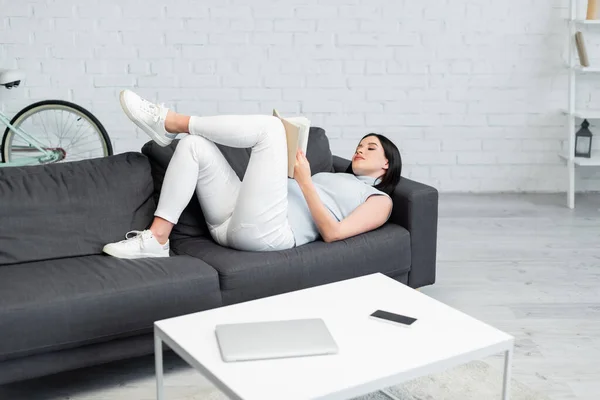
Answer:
[{"left": 575, "top": 119, "right": 593, "bottom": 158}]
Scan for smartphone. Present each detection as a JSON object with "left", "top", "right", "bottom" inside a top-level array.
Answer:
[{"left": 370, "top": 310, "right": 417, "bottom": 327}]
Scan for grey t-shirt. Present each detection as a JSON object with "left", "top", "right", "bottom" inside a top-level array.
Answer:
[{"left": 286, "top": 172, "right": 392, "bottom": 246}]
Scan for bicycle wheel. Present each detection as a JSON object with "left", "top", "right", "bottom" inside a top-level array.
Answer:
[{"left": 1, "top": 100, "right": 113, "bottom": 165}]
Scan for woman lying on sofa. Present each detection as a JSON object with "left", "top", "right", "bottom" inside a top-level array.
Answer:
[{"left": 103, "top": 90, "right": 402, "bottom": 257}]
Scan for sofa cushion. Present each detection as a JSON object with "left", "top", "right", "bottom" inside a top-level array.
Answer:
[
  {"left": 0, "top": 255, "right": 221, "bottom": 362},
  {"left": 141, "top": 126, "right": 334, "bottom": 241},
  {"left": 0, "top": 152, "right": 156, "bottom": 265},
  {"left": 305, "top": 127, "right": 334, "bottom": 175},
  {"left": 171, "top": 223, "right": 411, "bottom": 305}
]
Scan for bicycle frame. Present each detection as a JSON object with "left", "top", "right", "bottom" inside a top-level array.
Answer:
[{"left": 0, "top": 109, "right": 62, "bottom": 167}]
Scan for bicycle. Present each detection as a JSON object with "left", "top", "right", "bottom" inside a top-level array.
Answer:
[{"left": 0, "top": 68, "right": 113, "bottom": 168}]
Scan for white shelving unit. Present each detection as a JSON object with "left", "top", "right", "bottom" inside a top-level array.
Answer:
[{"left": 565, "top": 0, "right": 600, "bottom": 208}]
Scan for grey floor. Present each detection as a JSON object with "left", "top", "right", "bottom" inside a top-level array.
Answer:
[{"left": 0, "top": 193, "right": 599, "bottom": 400}]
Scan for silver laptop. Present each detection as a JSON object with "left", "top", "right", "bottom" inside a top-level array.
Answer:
[{"left": 215, "top": 318, "right": 339, "bottom": 362}]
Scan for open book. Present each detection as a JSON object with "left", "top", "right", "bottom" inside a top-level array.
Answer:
[{"left": 273, "top": 109, "right": 311, "bottom": 178}]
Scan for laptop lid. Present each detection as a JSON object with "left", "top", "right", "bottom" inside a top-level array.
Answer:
[{"left": 215, "top": 318, "right": 338, "bottom": 362}]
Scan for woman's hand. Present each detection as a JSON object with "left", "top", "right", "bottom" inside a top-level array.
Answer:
[{"left": 293, "top": 149, "right": 312, "bottom": 186}]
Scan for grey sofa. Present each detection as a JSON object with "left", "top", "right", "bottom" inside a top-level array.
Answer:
[{"left": 0, "top": 128, "right": 438, "bottom": 385}]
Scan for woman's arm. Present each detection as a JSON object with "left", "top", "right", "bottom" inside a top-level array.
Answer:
[
  {"left": 299, "top": 181, "right": 392, "bottom": 242},
  {"left": 294, "top": 150, "right": 393, "bottom": 243},
  {"left": 297, "top": 179, "right": 341, "bottom": 243},
  {"left": 332, "top": 195, "right": 392, "bottom": 242}
]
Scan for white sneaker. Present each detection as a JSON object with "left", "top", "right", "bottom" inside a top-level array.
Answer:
[
  {"left": 103, "top": 230, "right": 170, "bottom": 259},
  {"left": 119, "top": 90, "right": 178, "bottom": 147}
]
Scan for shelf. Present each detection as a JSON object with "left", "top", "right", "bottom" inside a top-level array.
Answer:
[
  {"left": 559, "top": 151, "right": 600, "bottom": 166},
  {"left": 572, "top": 19, "right": 600, "bottom": 25},
  {"left": 572, "top": 65, "right": 600, "bottom": 73},
  {"left": 561, "top": 109, "right": 600, "bottom": 119}
]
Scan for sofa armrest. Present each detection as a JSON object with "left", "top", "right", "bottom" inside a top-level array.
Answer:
[
  {"left": 332, "top": 155, "right": 438, "bottom": 288},
  {"left": 390, "top": 176, "right": 438, "bottom": 288}
]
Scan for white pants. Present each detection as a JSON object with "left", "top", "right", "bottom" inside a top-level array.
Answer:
[{"left": 154, "top": 115, "right": 296, "bottom": 252}]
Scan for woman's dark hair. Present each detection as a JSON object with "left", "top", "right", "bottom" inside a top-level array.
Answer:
[{"left": 345, "top": 133, "right": 402, "bottom": 196}]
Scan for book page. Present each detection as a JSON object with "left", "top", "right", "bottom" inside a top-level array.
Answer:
[
  {"left": 281, "top": 119, "right": 300, "bottom": 178},
  {"left": 287, "top": 117, "right": 311, "bottom": 155},
  {"left": 273, "top": 110, "right": 311, "bottom": 178}
]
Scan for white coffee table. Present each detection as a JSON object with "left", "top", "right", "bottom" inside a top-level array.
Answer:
[{"left": 154, "top": 273, "right": 514, "bottom": 400}]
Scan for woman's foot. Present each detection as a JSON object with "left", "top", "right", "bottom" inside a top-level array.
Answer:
[
  {"left": 119, "top": 90, "right": 179, "bottom": 147},
  {"left": 102, "top": 230, "right": 170, "bottom": 259}
]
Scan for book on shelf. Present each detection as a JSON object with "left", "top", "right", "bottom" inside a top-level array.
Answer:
[
  {"left": 575, "top": 31, "right": 590, "bottom": 67},
  {"left": 588, "top": 0, "right": 598, "bottom": 20},
  {"left": 272, "top": 109, "right": 311, "bottom": 179}
]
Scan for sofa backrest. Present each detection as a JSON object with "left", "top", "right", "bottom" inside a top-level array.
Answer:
[
  {"left": 141, "top": 126, "right": 334, "bottom": 241},
  {"left": 0, "top": 152, "right": 156, "bottom": 266}
]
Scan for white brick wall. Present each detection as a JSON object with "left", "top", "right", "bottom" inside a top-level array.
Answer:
[{"left": 1, "top": 0, "right": 600, "bottom": 192}]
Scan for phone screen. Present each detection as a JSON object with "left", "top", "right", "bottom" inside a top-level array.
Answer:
[{"left": 371, "top": 310, "right": 417, "bottom": 326}]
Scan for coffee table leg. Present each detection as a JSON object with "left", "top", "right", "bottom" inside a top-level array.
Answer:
[
  {"left": 502, "top": 348, "right": 512, "bottom": 400},
  {"left": 155, "top": 333, "right": 165, "bottom": 400},
  {"left": 380, "top": 347, "right": 514, "bottom": 400}
]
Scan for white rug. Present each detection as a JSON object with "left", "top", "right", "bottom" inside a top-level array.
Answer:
[
  {"left": 0, "top": 356, "right": 550, "bottom": 400},
  {"left": 161, "top": 359, "right": 549, "bottom": 400},
  {"left": 352, "top": 360, "right": 550, "bottom": 400}
]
